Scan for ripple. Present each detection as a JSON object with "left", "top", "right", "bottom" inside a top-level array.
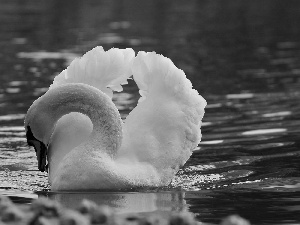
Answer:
[
  {"left": 222, "top": 170, "right": 254, "bottom": 181},
  {"left": 226, "top": 93, "right": 254, "bottom": 99},
  {"left": 200, "top": 140, "right": 223, "bottom": 145},
  {"left": 201, "top": 122, "right": 212, "bottom": 126},
  {"left": 0, "top": 114, "right": 25, "bottom": 121},
  {"left": 0, "top": 132, "right": 25, "bottom": 136},
  {"left": 8, "top": 81, "right": 27, "bottom": 87},
  {"left": 247, "top": 142, "right": 295, "bottom": 151},
  {"left": 0, "top": 137, "right": 26, "bottom": 143},
  {"left": 0, "top": 170, "right": 49, "bottom": 191},
  {"left": 6, "top": 88, "right": 20, "bottom": 94},
  {"left": 17, "top": 51, "right": 78, "bottom": 65},
  {"left": 242, "top": 128, "right": 287, "bottom": 136},
  {"left": 262, "top": 111, "right": 291, "bottom": 117},
  {"left": 0, "top": 126, "right": 24, "bottom": 131},
  {"left": 184, "top": 165, "right": 216, "bottom": 172},
  {"left": 264, "top": 183, "right": 300, "bottom": 189},
  {"left": 171, "top": 173, "right": 223, "bottom": 191},
  {"left": 206, "top": 103, "right": 222, "bottom": 108}
]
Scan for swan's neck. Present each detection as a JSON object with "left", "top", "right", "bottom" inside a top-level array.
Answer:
[{"left": 27, "top": 83, "right": 122, "bottom": 171}]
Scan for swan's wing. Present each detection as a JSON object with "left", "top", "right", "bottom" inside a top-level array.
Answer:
[
  {"left": 118, "top": 51, "right": 206, "bottom": 183},
  {"left": 50, "top": 47, "right": 135, "bottom": 98}
]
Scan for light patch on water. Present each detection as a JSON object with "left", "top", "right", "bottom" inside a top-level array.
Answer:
[
  {"left": 17, "top": 51, "right": 78, "bottom": 65},
  {"left": 0, "top": 137, "right": 26, "bottom": 143},
  {"left": 200, "top": 140, "right": 223, "bottom": 145},
  {"left": 0, "top": 126, "right": 24, "bottom": 131},
  {"left": 247, "top": 142, "right": 294, "bottom": 151},
  {"left": 0, "top": 170, "right": 49, "bottom": 192},
  {"left": 11, "top": 37, "right": 27, "bottom": 45},
  {"left": 262, "top": 111, "right": 291, "bottom": 117},
  {"left": 0, "top": 114, "right": 25, "bottom": 121},
  {"left": 263, "top": 183, "right": 300, "bottom": 189},
  {"left": 128, "top": 39, "right": 142, "bottom": 46},
  {"left": 109, "top": 21, "right": 131, "bottom": 29},
  {"left": 226, "top": 93, "right": 254, "bottom": 99},
  {"left": 201, "top": 122, "right": 212, "bottom": 126},
  {"left": 277, "top": 41, "right": 298, "bottom": 49},
  {"left": 184, "top": 165, "right": 216, "bottom": 172},
  {"left": 0, "top": 132, "right": 25, "bottom": 136},
  {"left": 231, "top": 179, "right": 263, "bottom": 186},
  {"left": 0, "top": 126, "right": 25, "bottom": 137},
  {"left": 223, "top": 170, "right": 254, "bottom": 180},
  {"left": 8, "top": 81, "right": 27, "bottom": 87},
  {"left": 206, "top": 103, "right": 222, "bottom": 108},
  {"left": 6, "top": 88, "right": 20, "bottom": 94},
  {"left": 97, "top": 33, "right": 124, "bottom": 44},
  {"left": 0, "top": 147, "right": 38, "bottom": 170},
  {"left": 242, "top": 128, "right": 287, "bottom": 136},
  {"left": 232, "top": 158, "right": 256, "bottom": 165},
  {"left": 171, "top": 173, "right": 223, "bottom": 191}
]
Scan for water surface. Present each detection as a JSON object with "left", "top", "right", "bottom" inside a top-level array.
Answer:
[{"left": 0, "top": 1, "right": 300, "bottom": 224}]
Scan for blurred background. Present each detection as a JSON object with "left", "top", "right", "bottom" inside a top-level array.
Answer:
[{"left": 0, "top": 0, "right": 300, "bottom": 224}]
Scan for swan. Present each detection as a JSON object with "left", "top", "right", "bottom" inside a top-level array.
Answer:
[{"left": 24, "top": 47, "right": 207, "bottom": 191}]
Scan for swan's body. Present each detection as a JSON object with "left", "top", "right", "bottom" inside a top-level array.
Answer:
[{"left": 25, "top": 47, "right": 206, "bottom": 190}]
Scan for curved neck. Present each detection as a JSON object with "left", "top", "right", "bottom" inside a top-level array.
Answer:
[{"left": 28, "top": 83, "right": 122, "bottom": 158}]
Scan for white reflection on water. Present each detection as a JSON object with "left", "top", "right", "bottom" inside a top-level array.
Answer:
[
  {"left": 0, "top": 126, "right": 24, "bottom": 131},
  {"left": 200, "top": 140, "right": 223, "bottom": 145},
  {"left": 201, "top": 122, "right": 212, "bottom": 126},
  {"left": 6, "top": 88, "right": 20, "bottom": 94},
  {"left": 0, "top": 132, "right": 25, "bottom": 136},
  {"left": 262, "top": 111, "right": 292, "bottom": 117},
  {"left": 205, "top": 103, "right": 222, "bottom": 108},
  {"left": 8, "top": 81, "right": 27, "bottom": 86},
  {"left": 185, "top": 165, "right": 216, "bottom": 172},
  {"left": 226, "top": 93, "right": 254, "bottom": 99},
  {"left": 171, "top": 173, "right": 223, "bottom": 191},
  {"left": 17, "top": 51, "right": 78, "bottom": 66},
  {"left": 242, "top": 128, "right": 287, "bottom": 136},
  {"left": 264, "top": 183, "right": 300, "bottom": 189},
  {"left": 0, "top": 114, "right": 25, "bottom": 121},
  {"left": 0, "top": 137, "right": 25, "bottom": 143}
]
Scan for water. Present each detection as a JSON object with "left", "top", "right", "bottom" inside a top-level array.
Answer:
[{"left": 0, "top": 0, "right": 300, "bottom": 224}]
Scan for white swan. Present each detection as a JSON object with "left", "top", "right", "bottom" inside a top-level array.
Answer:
[{"left": 24, "top": 47, "right": 207, "bottom": 191}]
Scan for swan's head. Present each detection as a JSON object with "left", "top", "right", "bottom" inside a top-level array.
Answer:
[
  {"left": 24, "top": 83, "right": 123, "bottom": 174},
  {"left": 24, "top": 96, "right": 56, "bottom": 172}
]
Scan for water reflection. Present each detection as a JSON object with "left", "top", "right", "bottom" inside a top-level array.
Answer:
[
  {"left": 242, "top": 128, "right": 287, "bottom": 136},
  {"left": 38, "top": 191, "right": 187, "bottom": 214}
]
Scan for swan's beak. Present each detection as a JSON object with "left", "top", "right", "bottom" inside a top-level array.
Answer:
[
  {"left": 26, "top": 126, "right": 48, "bottom": 172},
  {"left": 29, "top": 140, "right": 47, "bottom": 172}
]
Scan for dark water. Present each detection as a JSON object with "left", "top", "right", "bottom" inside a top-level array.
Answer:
[{"left": 0, "top": 1, "right": 300, "bottom": 224}]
